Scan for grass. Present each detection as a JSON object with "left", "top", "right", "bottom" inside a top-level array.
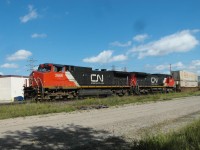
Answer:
[
  {"left": 132, "top": 118, "right": 200, "bottom": 150},
  {"left": 0, "top": 102, "right": 76, "bottom": 120},
  {"left": 0, "top": 90, "right": 200, "bottom": 120}
]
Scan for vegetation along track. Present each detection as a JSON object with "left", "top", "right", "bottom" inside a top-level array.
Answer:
[{"left": 0, "top": 91, "right": 200, "bottom": 120}]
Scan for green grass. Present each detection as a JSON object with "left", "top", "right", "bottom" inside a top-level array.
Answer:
[
  {"left": 132, "top": 119, "right": 200, "bottom": 150},
  {"left": 0, "top": 102, "right": 76, "bottom": 119},
  {"left": 0, "top": 90, "right": 200, "bottom": 120}
]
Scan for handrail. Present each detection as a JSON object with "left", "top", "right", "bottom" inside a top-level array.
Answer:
[
  {"left": 33, "top": 77, "right": 39, "bottom": 89},
  {"left": 37, "top": 77, "right": 44, "bottom": 98}
]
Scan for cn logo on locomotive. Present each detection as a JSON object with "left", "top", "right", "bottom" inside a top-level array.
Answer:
[
  {"left": 151, "top": 77, "right": 158, "bottom": 84},
  {"left": 91, "top": 74, "right": 104, "bottom": 84}
]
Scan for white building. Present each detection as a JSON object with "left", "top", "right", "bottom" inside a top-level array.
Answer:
[{"left": 0, "top": 75, "right": 29, "bottom": 103}]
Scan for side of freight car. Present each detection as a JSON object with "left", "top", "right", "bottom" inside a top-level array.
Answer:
[{"left": 171, "top": 71, "right": 198, "bottom": 88}]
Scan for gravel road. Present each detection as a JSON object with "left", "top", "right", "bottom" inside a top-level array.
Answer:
[{"left": 0, "top": 96, "right": 200, "bottom": 149}]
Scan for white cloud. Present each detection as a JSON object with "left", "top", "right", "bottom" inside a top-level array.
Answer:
[
  {"left": 189, "top": 60, "right": 200, "bottom": 74},
  {"left": 110, "top": 41, "right": 132, "bottom": 47},
  {"left": 110, "top": 54, "right": 127, "bottom": 62},
  {"left": 0, "top": 63, "right": 18, "bottom": 68},
  {"left": 20, "top": 5, "right": 38, "bottom": 23},
  {"left": 172, "top": 62, "right": 185, "bottom": 69},
  {"left": 0, "top": 72, "right": 3, "bottom": 75},
  {"left": 154, "top": 62, "right": 185, "bottom": 72},
  {"left": 31, "top": 33, "right": 47, "bottom": 38},
  {"left": 155, "top": 64, "right": 168, "bottom": 71},
  {"left": 83, "top": 50, "right": 127, "bottom": 63},
  {"left": 7, "top": 50, "right": 32, "bottom": 61},
  {"left": 191, "top": 60, "right": 200, "bottom": 66},
  {"left": 150, "top": 60, "right": 200, "bottom": 75},
  {"left": 130, "top": 30, "right": 199, "bottom": 59},
  {"left": 133, "top": 34, "right": 149, "bottom": 42}
]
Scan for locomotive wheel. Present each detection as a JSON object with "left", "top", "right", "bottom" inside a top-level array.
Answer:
[{"left": 49, "top": 96, "right": 56, "bottom": 101}]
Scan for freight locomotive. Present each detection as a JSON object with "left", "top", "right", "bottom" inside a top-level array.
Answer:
[{"left": 24, "top": 63, "right": 175, "bottom": 101}]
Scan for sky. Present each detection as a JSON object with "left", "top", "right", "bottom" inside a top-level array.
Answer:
[{"left": 0, "top": 0, "right": 200, "bottom": 76}]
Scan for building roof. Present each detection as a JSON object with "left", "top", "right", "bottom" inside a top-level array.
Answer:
[{"left": 0, "top": 75, "right": 29, "bottom": 78}]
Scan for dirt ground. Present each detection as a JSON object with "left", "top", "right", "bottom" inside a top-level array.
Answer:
[{"left": 0, "top": 96, "right": 200, "bottom": 149}]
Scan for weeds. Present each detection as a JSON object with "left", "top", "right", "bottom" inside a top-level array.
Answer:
[{"left": 132, "top": 119, "right": 200, "bottom": 150}]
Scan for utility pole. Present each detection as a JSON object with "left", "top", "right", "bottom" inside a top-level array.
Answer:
[
  {"left": 111, "top": 65, "right": 116, "bottom": 71},
  {"left": 27, "top": 58, "right": 37, "bottom": 73},
  {"left": 123, "top": 67, "right": 127, "bottom": 72}
]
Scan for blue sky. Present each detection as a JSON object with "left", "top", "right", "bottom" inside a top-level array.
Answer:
[{"left": 0, "top": 0, "right": 200, "bottom": 76}]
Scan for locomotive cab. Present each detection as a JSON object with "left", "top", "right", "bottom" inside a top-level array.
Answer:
[
  {"left": 24, "top": 63, "right": 79, "bottom": 101},
  {"left": 38, "top": 64, "right": 52, "bottom": 72},
  {"left": 31, "top": 63, "right": 77, "bottom": 88},
  {"left": 38, "top": 63, "right": 65, "bottom": 73}
]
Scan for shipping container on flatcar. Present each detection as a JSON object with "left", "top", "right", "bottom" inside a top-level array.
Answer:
[
  {"left": 178, "top": 81, "right": 198, "bottom": 87},
  {"left": 198, "top": 76, "right": 200, "bottom": 86},
  {"left": 171, "top": 71, "right": 198, "bottom": 82},
  {"left": 171, "top": 70, "right": 198, "bottom": 88}
]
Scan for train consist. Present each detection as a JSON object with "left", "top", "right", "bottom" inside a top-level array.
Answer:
[{"left": 24, "top": 63, "right": 175, "bottom": 101}]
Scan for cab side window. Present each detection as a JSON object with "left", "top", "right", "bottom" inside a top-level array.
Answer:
[
  {"left": 66, "top": 66, "right": 74, "bottom": 72},
  {"left": 54, "top": 66, "right": 65, "bottom": 72},
  {"left": 53, "top": 66, "right": 58, "bottom": 72}
]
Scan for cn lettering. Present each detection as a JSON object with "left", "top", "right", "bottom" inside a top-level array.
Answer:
[
  {"left": 151, "top": 77, "right": 158, "bottom": 84},
  {"left": 91, "top": 74, "right": 104, "bottom": 83}
]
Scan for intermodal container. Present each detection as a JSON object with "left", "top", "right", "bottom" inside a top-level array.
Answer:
[
  {"left": 171, "top": 71, "right": 198, "bottom": 82},
  {"left": 176, "top": 81, "right": 198, "bottom": 87}
]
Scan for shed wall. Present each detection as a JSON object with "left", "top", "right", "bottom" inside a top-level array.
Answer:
[
  {"left": 0, "top": 78, "right": 12, "bottom": 103},
  {"left": 11, "top": 77, "right": 27, "bottom": 100},
  {"left": 0, "top": 76, "right": 28, "bottom": 103}
]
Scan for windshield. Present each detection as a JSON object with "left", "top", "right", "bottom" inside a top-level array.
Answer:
[
  {"left": 38, "top": 65, "right": 51, "bottom": 72},
  {"left": 53, "top": 66, "right": 65, "bottom": 72}
]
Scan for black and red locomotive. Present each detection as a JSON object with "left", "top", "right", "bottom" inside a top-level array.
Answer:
[{"left": 24, "top": 63, "right": 175, "bottom": 101}]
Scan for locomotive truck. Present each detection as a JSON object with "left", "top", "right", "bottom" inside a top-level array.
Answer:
[{"left": 24, "top": 63, "right": 175, "bottom": 101}]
